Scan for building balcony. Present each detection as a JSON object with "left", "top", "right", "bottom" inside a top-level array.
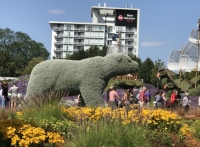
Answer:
[
  {"left": 125, "top": 31, "right": 135, "bottom": 34},
  {"left": 54, "top": 41, "right": 63, "bottom": 45},
  {"left": 86, "top": 28, "right": 105, "bottom": 32},
  {"left": 74, "top": 28, "right": 86, "bottom": 31},
  {"left": 125, "top": 29, "right": 137, "bottom": 32},
  {"left": 54, "top": 48, "right": 68, "bottom": 52},
  {"left": 85, "top": 35, "right": 104, "bottom": 38},
  {"left": 116, "top": 29, "right": 126, "bottom": 32},
  {"left": 125, "top": 37, "right": 135, "bottom": 40},
  {"left": 55, "top": 34, "right": 63, "bottom": 38},
  {"left": 74, "top": 35, "right": 85, "bottom": 38},
  {"left": 74, "top": 49, "right": 83, "bottom": 52},
  {"left": 53, "top": 27, "right": 65, "bottom": 31},
  {"left": 55, "top": 34, "right": 78, "bottom": 38},
  {"left": 63, "top": 42, "right": 74, "bottom": 44},
  {"left": 125, "top": 44, "right": 135, "bottom": 47},
  {"left": 74, "top": 42, "right": 85, "bottom": 46}
]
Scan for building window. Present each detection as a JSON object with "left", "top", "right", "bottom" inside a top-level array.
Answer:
[
  {"left": 87, "top": 26, "right": 92, "bottom": 31},
  {"left": 67, "top": 25, "right": 71, "bottom": 30}
]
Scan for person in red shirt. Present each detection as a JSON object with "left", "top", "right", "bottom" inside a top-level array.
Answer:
[{"left": 170, "top": 89, "right": 177, "bottom": 111}]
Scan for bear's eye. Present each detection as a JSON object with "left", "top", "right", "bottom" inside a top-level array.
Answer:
[
  {"left": 128, "top": 59, "right": 132, "bottom": 62},
  {"left": 117, "top": 58, "right": 122, "bottom": 62}
]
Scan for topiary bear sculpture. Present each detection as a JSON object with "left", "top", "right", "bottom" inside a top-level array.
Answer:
[{"left": 20, "top": 53, "right": 138, "bottom": 107}]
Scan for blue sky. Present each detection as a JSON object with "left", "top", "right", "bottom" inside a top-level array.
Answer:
[{"left": 1, "top": 0, "right": 200, "bottom": 66}]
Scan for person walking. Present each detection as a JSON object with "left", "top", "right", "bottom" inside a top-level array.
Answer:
[
  {"left": 0, "top": 87, "right": 2, "bottom": 108},
  {"left": 105, "top": 85, "right": 114, "bottom": 107},
  {"left": 139, "top": 87, "right": 147, "bottom": 110},
  {"left": 122, "top": 89, "right": 131, "bottom": 111},
  {"left": 109, "top": 87, "right": 121, "bottom": 110},
  {"left": 0, "top": 81, "right": 2, "bottom": 107},
  {"left": 144, "top": 89, "right": 151, "bottom": 108},
  {"left": 2, "top": 82, "right": 9, "bottom": 109},
  {"left": 155, "top": 91, "right": 164, "bottom": 109},
  {"left": 198, "top": 96, "right": 200, "bottom": 108},
  {"left": 182, "top": 92, "right": 190, "bottom": 113},
  {"left": 77, "top": 94, "right": 86, "bottom": 107},
  {"left": 170, "top": 89, "right": 177, "bottom": 112},
  {"left": 8, "top": 83, "right": 19, "bottom": 111}
]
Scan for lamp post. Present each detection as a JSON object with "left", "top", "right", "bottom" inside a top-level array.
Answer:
[{"left": 195, "top": 18, "right": 200, "bottom": 88}]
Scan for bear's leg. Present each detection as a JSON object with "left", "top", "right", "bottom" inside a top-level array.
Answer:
[{"left": 80, "top": 78, "right": 105, "bottom": 107}]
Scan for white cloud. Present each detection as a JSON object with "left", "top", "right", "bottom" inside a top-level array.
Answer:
[
  {"left": 47, "top": 9, "right": 65, "bottom": 14},
  {"left": 141, "top": 41, "right": 170, "bottom": 47}
]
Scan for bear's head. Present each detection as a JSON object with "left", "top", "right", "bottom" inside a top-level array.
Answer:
[{"left": 104, "top": 53, "right": 138, "bottom": 78}]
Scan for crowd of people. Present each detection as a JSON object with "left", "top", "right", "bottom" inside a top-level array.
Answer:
[
  {"left": 104, "top": 85, "right": 194, "bottom": 112},
  {"left": 0, "top": 81, "right": 19, "bottom": 111},
  {"left": 1, "top": 80, "right": 199, "bottom": 113}
]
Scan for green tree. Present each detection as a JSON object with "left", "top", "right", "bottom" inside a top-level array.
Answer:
[
  {"left": 150, "top": 59, "right": 165, "bottom": 87},
  {"left": 67, "top": 49, "right": 86, "bottom": 60},
  {"left": 22, "top": 57, "right": 44, "bottom": 75},
  {"left": 128, "top": 53, "right": 142, "bottom": 69},
  {"left": 66, "top": 45, "right": 107, "bottom": 60},
  {"left": 182, "top": 71, "right": 199, "bottom": 80},
  {"left": 97, "top": 45, "right": 108, "bottom": 56},
  {"left": 0, "top": 50, "right": 17, "bottom": 76},
  {"left": 0, "top": 28, "right": 50, "bottom": 76},
  {"left": 138, "top": 57, "right": 154, "bottom": 83}
]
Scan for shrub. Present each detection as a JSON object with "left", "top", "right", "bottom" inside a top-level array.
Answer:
[
  {"left": 161, "top": 78, "right": 168, "bottom": 87},
  {"left": 0, "top": 119, "right": 33, "bottom": 146},
  {"left": 160, "top": 71, "right": 167, "bottom": 76},
  {"left": 188, "top": 86, "right": 200, "bottom": 96},
  {"left": 167, "top": 82, "right": 174, "bottom": 89},
  {"left": 70, "top": 122, "right": 149, "bottom": 147},
  {"left": 167, "top": 90, "right": 172, "bottom": 97},
  {"left": 190, "top": 120, "right": 200, "bottom": 139},
  {"left": 5, "top": 124, "right": 64, "bottom": 147}
]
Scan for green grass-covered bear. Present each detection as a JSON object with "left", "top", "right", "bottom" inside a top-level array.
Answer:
[{"left": 20, "top": 53, "right": 138, "bottom": 107}]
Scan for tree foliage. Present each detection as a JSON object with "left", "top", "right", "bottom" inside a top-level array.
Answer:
[
  {"left": 138, "top": 57, "right": 154, "bottom": 83},
  {"left": 0, "top": 50, "right": 16, "bottom": 76},
  {"left": 66, "top": 46, "right": 108, "bottom": 60},
  {"left": 182, "top": 71, "right": 200, "bottom": 80},
  {"left": 22, "top": 57, "right": 44, "bottom": 75},
  {"left": 150, "top": 59, "right": 165, "bottom": 86},
  {"left": 0, "top": 28, "right": 50, "bottom": 76},
  {"left": 128, "top": 53, "right": 142, "bottom": 70}
]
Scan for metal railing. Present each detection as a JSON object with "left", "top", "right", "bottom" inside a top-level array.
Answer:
[{"left": 54, "top": 27, "right": 64, "bottom": 31}]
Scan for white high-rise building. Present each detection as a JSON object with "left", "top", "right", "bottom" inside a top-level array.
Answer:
[{"left": 49, "top": 4, "right": 140, "bottom": 59}]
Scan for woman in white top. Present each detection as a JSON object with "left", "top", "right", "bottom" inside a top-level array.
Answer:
[{"left": 0, "top": 88, "right": 2, "bottom": 107}]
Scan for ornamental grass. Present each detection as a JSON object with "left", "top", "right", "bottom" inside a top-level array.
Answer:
[{"left": 2, "top": 91, "right": 200, "bottom": 146}]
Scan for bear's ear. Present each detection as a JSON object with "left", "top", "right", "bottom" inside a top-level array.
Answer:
[{"left": 114, "top": 55, "right": 122, "bottom": 62}]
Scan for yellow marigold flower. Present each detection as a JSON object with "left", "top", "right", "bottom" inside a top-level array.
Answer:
[
  {"left": 11, "top": 134, "right": 20, "bottom": 146},
  {"left": 47, "top": 132, "right": 65, "bottom": 143},
  {"left": 6, "top": 127, "right": 16, "bottom": 138},
  {"left": 122, "top": 119, "right": 131, "bottom": 125},
  {"left": 16, "top": 112, "right": 23, "bottom": 116}
]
